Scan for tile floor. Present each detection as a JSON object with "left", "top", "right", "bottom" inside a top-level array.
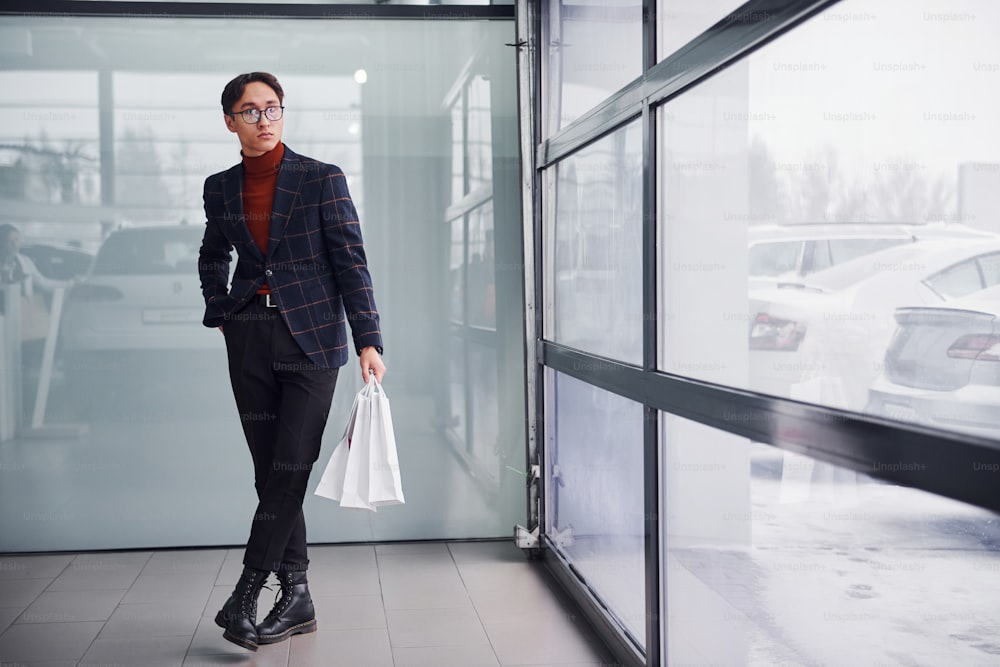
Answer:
[{"left": 0, "top": 540, "right": 619, "bottom": 667}]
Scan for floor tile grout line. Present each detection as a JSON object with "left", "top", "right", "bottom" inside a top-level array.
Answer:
[
  {"left": 182, "top": 549, "right": 231, "bottom": 663},
  {"left": 458, "top": 544, "right": 620, "bottom": 666},
  {"left": 74, "top": 550, "right": 153, "bottom": 665},
  {"left": 448, "top": 542, "right": 505, "bottom": 666},
  {"left": 372, "top": 543, "right": 398, "bottom": 667},
  {"left": 4, "top": 553, "right": 80, "bottom": 629},
  {"left": 0, "top": 553, "right": 89, "bottom": 645},
  {"left": 1, "top": 543, "right": 611, "bottom": 666}
]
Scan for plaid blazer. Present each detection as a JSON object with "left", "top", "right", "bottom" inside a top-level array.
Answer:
[{"left": 198, "top": 145, "right": 382, "bottom": 369}]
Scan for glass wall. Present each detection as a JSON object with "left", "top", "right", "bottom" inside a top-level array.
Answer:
[
  {"left": 663, "top": 415, "right": 1000, "bottom": 666},
  {"left": 545, "top": 0, "right": 643, "bottom": 133},
  {"left": 444, "top": 54, "right": 517, "bottom": 494},
  {"left": 546, "top": 370, "right": 646, "bottom": 644},
  {"left": 659, "top": 0, "right": 1000, "bottom": 427},
  {"left": 528, "top": 0, "right": 1000, "bottom": 664},
  {"left": 0, "top": 15, "right": 525, "bottom": 552},
  {"left": 545, "top": 121, "right": 643, "bottom": 365},
  {"left": 657, "top": 0, "right": 745, "bottom": 58}
]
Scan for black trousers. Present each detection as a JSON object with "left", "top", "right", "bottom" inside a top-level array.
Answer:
[{"left": 223, "top": 301, "right": 339, "bottom": 572}]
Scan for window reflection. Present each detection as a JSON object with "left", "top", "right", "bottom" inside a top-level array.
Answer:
[
  {"left": 467, "top": 74, "right": 493, "bottom": 194},
  {"left": 659, "top": 0, "right": 1000, "bottom": 437},
  {"left": 450, "top": 217, "right": 465, "bottom": 322},
  {"left": 656, "top": 0, "right": 746, "bottom": 61},
  {"left": 469, "top": 341, "right": 499, "bottom": 481},
  {"left": 0, "top": 72, "right": 101, "bottom": 223},
  {"left": 664, "top": 414, "right": 1000, "bottom": 666},
  {"left": 548, "top": 370, "right": 646, "bottom": 644},
  {"left": 546, "top": 0, "right": 642, "bottom": 133},
  {"left": 451, "top": 101, "right": 465, "bottom": 205},
  {"left": 449, "top": 334, "right": 468, "bottom": 442},
  {"left": 439, "top": 47, "right": 512, "bottom": 498},
  {"left": 549, "top": 122, "right": 643, "bottom": 364},
  {"left": 468, "top": 202, "right": 496, "bottom": 329}
]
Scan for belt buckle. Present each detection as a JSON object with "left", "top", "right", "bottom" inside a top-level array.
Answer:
[{"left": 264, "top": 293, "right": 276, "bottom": 308}]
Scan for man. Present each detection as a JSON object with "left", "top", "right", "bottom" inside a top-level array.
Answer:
[
  {"left": 0, "top": 224, "right": 74, "bottom": 297},
  {"left": 198, "top": 72, "right": 386, "bottom": 652}
]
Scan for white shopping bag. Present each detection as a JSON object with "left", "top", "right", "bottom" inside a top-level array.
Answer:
[
  {"left": 314, "top": 388, "right": 368, "bottom": 507},
  {"left": 366, "top": 379, "right": 405, "bottom": 507},
  {"left": 341, "top": 385, "right": 374, "bottom": 510},
  {"left": 314, "top": 379, "right": 403, "bottom": 511}
]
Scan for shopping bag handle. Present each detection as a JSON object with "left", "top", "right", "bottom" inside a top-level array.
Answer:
[{"left": 363, "top": 376, "right": 388, "bottom": 398}]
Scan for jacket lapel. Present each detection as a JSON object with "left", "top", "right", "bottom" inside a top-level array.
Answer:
[
  {"left": 220, "top": 163, "right": 263, "bottom": 261},
  {"left": 267, "top": 147, "right": 305, "bottom": 260}
]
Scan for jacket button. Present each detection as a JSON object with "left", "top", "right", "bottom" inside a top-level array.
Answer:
[{"left": 265, "top": 269, "right": 273, "bottom": 277}]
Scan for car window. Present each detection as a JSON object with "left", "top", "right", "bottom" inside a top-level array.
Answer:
[
  {"left": 925, "top": 259, "right": 984, "bottom": 299},
  {"left": 977, "top": 253, "right": 1000, "bottom": 288},
  {"left": 807, "top": 242, "right": 951, "bottom": 291},
  {"left": 827, "top": 238, "right": 910, "bottom": 265},
  {"left": 803, "top": 240, "right": 834, "bottom": 274},
  {"left": 94, "top": 228, "right": 202, "bottom": 276},
  {"left": 748, "top": 241, "right": 800, "bottom": 276}
]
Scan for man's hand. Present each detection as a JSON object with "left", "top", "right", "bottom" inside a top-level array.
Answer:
[{"left": 360, "top": 346, "right": 386, "bottom": 384}]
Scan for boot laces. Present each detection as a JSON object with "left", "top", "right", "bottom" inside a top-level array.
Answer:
[
  {"left": 263, "top": 571, "right": 296, "bottom": 621},
  {"left": 238, "top": 573, "right": 270, "bottom": 616}
]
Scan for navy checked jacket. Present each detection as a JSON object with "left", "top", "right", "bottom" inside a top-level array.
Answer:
[{"left": 198, "top": 145, "right": 382, "bottom": 369}]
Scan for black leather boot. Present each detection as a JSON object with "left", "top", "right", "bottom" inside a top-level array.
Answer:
[
  {"left": 214, "top": 566, "right": 270, "bottom": 651},
  {"left": 256, "top": 569, "right": 317, "bottom": 644}
]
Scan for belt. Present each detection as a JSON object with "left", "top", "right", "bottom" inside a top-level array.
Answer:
[{"left": 252, "top": 293, "right": 278, "bottom": 308}]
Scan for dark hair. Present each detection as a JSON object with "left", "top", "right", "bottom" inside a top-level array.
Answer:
[{"left": 221, "top": 72, "right": 284, "bottom": 113}]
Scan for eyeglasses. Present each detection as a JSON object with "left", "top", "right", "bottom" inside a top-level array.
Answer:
[{"left": 228, "top": 106, "right": 284, "bottom": 124}]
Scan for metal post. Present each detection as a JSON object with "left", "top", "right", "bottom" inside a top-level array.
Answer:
[{"left": 31, "top": 286, "right": 64, "bottom": 428}]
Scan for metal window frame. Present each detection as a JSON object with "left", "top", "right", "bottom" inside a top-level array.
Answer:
[
  {"left": 522, "top": 0, "right": 1000, "bottom": 666},
  {"left": 0, "top": 0, "right": 514, "bottom": 20}
]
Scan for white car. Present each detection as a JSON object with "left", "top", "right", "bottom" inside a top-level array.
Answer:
[
  {"left": 20, "top": 242, "right": 94, "bottom": 281},
  {"left": 59, "top": 225, "right": 224, "bottom": 396},
  {"left": 748, "top": 237, "right": 1000, "bottom": 410},
  {"left": 748, "top": 222, "right": 995, "bottom": 290},
  {"left": 749, "top": 222, "right": 914, "bottom": 284},
  {"left": 867, "top": 284, "right": 1000, "bottom": 438}
]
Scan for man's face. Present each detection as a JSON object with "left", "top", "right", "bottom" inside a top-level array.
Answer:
[{"left": 224, "top": 81, "right": 284, "bottom": 157}]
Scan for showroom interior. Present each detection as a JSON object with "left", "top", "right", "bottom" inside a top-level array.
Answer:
[{"left": 0, "top": 0, "right": 999, "bottom": 665}]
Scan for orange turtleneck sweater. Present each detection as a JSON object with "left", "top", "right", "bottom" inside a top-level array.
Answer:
[{"left": 242, "top": 142, "right": 285, "bottom": 294}]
